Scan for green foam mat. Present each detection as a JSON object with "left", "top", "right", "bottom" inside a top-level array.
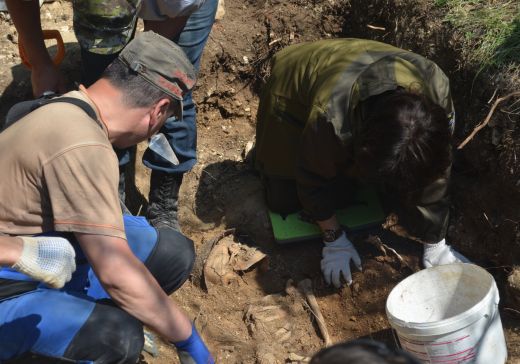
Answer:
[{"left": 269, "top": 187, "right": 385, "bottom": 244}]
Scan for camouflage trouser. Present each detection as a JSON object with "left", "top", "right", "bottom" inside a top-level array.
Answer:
[{"left": 72, "top": 0, "right": 141, "bottom": 55}]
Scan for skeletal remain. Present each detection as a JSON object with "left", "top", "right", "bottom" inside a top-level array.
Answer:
[
  {"left": 193, "top": 228, "right": 235, "bottom": 288},
  {"left": 203, "top": 234, "right": 266, "bottom": 290},
  {"left": 274, "top": 323, "right": 292, "bottom": 342},
  {"left": 203, "top": 237, "right": 237, "bottom": 288},
  {"left": 288, "top": 352, "right": 311, "bottom": 362},
  {"left": 244, "top": 293, "right": 295, "bottom": 345},
  {"left": 383, "top": 213, "right": 424, "bottom": 243},
  {"left": 297, "top": 279, "right": 333, "bottom": 347},
  {"left": 366, "top": 235, "right": 405, "bottom": 265},
  {"left": 257, "top": 350, "right": 277, "bottom": 364},
  {"left": 246, "top": 305, "right": 288, "bottom": 322},
  {"left": 228, "top": 243, "right": 266, "bottom": 271}
]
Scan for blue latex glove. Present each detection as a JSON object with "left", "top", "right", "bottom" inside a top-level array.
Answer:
[{"left": 173, "top": 324, "right": 214, "bottom": 364}]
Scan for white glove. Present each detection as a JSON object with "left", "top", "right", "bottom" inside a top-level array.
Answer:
[
  {"left": 321, "top": 232, "right": 362, "bottom": 287},
  {"left": 422, "top": 239, "right": 470, "bottom": 268},
  {"left": 12, "top": 236, "right": 76, "bottom": 289}
]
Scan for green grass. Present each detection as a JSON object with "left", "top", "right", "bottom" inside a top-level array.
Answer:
[{"left": 435, "top": 0, "right": 520, "bottom": 70}]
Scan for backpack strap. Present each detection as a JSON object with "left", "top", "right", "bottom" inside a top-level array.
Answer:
[
  {"left": 3, "top": 95, "right": 100, "bottom": 130},
  {"left": 44, "top": 97, "right": 98, "bottom": 122}
]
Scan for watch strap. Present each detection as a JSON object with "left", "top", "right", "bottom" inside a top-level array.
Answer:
[{"left": 323, "top": 228, "right": 343, "bottom": 243}]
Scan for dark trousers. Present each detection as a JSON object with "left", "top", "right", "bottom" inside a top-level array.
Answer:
[{"left": 262, "top": 175, "right": 361, "bottom": 218}]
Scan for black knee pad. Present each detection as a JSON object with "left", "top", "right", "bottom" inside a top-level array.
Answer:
[
  {"left": 64, "top": 301, "right": 143, "bottom": 364},
  {"left": 145, "top": 228, "right": 195, "bottom": 294}
]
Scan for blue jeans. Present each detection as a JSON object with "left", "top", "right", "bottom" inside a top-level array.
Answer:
[{"left": 127, "top": 0, "right": 218, "bottom": 174}]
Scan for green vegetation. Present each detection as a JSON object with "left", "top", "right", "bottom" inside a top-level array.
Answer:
[{"left": 435, "top": 0, "right": 520, "bottom": 70}]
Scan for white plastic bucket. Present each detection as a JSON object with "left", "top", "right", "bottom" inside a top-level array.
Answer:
[{"left": 386, "top": 263, "right": 507, "bottom": 363}]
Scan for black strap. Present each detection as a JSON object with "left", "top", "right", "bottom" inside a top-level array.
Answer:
[
  {"left": 0, "top": 279, "right": 39, "bottom": 300},
  {"left": 43, "top": 97, "right": 98, "bottom": 121},
  {"left": 3, "top": 95, "right": 100, "bottom": 130}
]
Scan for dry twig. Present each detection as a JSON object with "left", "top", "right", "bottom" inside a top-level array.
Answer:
[{"left": 458, "top": 91, "right": 520, "bottom": 149}]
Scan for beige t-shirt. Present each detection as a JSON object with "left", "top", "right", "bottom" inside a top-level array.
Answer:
[{"left": 0, "top": 90, "right": 125, "bottom": 239}]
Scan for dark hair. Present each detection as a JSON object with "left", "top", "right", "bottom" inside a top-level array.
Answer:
[
  {"left": 101, "top": 58, "right": 179, "bottom": 115},
  {"left": 355, "top": 90, "right": 452, "bottom": 192},
  {"left": 310, "top": 340, "right": 421, "bottom": 364}
]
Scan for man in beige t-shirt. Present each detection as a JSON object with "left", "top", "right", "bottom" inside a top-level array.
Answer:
[
  {"left": 0, "top": 32, "right": 214, "bottom": 364},
  {"left": 0, "top": 89, "right": 123, "bottom": 239}
]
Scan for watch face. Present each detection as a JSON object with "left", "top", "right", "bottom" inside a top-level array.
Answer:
[{"left": 323, "top": 229, "right": 340, "bottom": 242}]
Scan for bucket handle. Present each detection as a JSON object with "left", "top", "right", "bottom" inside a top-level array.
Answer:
[{"left": 391, "top": 328, "right": 402, "bottom": 349}]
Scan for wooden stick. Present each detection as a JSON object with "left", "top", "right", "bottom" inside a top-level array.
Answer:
[
  {"left": 298, "top": 279, "right": 333, "bottom": 347},
  {"left": 458, "top": 91, "right": 520, "bottom": 150}
]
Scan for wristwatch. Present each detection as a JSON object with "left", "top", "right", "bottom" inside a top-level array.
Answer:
[{"left": 322, "top": 228, "right": 343, "bottom": 243}]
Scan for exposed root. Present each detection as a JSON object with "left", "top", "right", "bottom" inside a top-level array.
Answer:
[{"left": 458, "top": 91, "right": 520, "bottom": 149}]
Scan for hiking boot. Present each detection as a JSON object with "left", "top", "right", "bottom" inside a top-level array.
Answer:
[{"left": 146, "top": 170, "right": 183, "bottom": 231}]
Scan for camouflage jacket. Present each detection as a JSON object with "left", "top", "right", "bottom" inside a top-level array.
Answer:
[
  {"left": 255, "top": 38, "right": 454, "bottom": 243},
  {"left": 73, "top": 0, "right": 141, "bottom": 54}
]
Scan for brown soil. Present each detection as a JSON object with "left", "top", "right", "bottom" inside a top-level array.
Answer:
[{"left": 0, "top": 0, "right": 519, "bottom": 363}]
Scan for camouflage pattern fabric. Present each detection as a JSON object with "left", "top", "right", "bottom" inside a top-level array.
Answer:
[
  {"left": 255, "top": 38, "right": 454, "bottom": 178},
  {"left": 254, "top": 39, "right": 454, "bottom": 242},
  {"left": 73, "top": 0, "right": 141, "bottom": 54}
]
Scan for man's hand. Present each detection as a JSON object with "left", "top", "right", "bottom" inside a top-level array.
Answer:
[
  {"left": 5, "top": 0, "right": 67, "bottom": 97},
  {"left": 321, "top": 232, "right": 362, "bottom": 287},
  {"left": 173, "top": 324, "right": 215, "bottom": 364},
  {"left": 31, "top": 63, "right": 67, "bottom": 97},
  {"left": 11, "top": 236, "right": 76, "bottom": 288},
  {"left": 423, "top": 239, "right": 470, "bottom": 268}
]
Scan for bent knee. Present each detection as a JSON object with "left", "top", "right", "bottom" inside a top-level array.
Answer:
[
  {"left": 146, "top": 228, "right": 195, "bottom": 294},
  {"left": 64, "top": 302, "right": 143, "bottom": 363}
]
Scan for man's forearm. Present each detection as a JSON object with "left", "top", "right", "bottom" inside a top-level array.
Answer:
[
  {"left": 6, "top": 0, "right": 52, "bottom": 68},
  {"left": 0, "top": 236, "right": 22, "bottom": 266},
  {"left": 316, "top": 215, "right": 341, "bottom": 232},
  {"left": 76, "top": 233, "right": 192, "bottom": 342}
]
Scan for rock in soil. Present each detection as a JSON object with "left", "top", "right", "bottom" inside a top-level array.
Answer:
[{"left": 506, "top": 266, "right": 520, "bottom": 310}]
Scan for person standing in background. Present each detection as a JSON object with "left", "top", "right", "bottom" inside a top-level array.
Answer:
[{"left": 6, "top": 0, "right": 219, "bottom": 231}]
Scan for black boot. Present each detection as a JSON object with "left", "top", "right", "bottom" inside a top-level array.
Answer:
[
  {"left": 118, "top": 165, "right": 126, "bottom": 203},
  {"left": 146, "top": 171, "right": 183, "bottom": 231}
]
